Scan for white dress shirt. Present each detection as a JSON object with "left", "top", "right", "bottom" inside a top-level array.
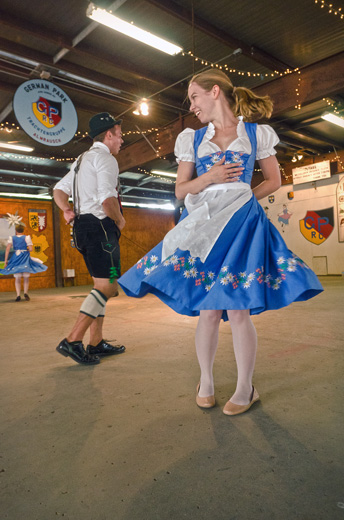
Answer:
[{"left": 54, "top": 142, "right": 119, "bottom": 220}]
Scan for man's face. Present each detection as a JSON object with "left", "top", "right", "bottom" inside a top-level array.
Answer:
[{"left": 108, "top": 125, "right": 123, "bottom": 155}]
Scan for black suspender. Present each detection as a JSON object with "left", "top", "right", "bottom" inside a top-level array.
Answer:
[{"left": 72, "top": 152, "right": 86, "bottom": 217}]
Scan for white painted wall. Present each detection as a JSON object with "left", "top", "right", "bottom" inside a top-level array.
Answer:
[{"left": 259, "top": 174, "right": 344, "bottom": 275}]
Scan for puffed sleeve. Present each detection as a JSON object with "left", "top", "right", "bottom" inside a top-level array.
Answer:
[
  {"left": 256, "top": 124, "right": 280, "bottom": 160},
  {"left": 174, "top": 128, "right": 196, "bottom": 164},
  {"left": 7, "top": 236, "right": 13, "bottom": 245},
  {"left": 25, "top": 235, "right": 33, "bottom": 247}
]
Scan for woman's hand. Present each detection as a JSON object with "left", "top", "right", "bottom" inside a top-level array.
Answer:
[{"left": 208, "top": 156, "right": 244, "bottom": 184}]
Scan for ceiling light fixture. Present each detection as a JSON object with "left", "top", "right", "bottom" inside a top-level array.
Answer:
[
  {"left": 321, "top": 112, "right": 344, "bottom": 128},
  {"left": 291, "top": 155, "right": 297, "bottom": 163},
  {"left": 151, "top": 170, "right": 177, "bottom": 178},
  {"left": 133, "top": 99, "right": 149, "bottom": 116},
  {"left": 0, "top": 142, "right": 34, "bottom": 152},
  {"left": 86, "top": 3, "right": 183, "bottom": 55}
]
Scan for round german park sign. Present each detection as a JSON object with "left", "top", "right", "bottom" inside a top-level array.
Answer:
[{"left": 13, "top": 80, "right": 78, "bottom": 146}]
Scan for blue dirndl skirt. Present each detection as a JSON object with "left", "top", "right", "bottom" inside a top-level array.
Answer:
[
  {"left": 0, "top": 251, "right": 48, "bottom": 275},
  {"left": 118, "top": 195, "right": 323, "bottom": 319}
]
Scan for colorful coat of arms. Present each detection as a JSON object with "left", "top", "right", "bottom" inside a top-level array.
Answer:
[
  {"left": 299, "top": 208, "right": 334, "bottom": 245},
  {"left": 29, "top": 209, "right": 47, "bottom": 232},
  {"left": 32, "top": 97, "right": 62, "bottom": 128}
]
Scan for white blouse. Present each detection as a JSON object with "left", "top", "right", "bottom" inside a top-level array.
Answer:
[
  {"left": 174, "top": 118, "right": 279, "bottom": 164},
  {"left": 7, "top": 235, "right": 32, "bottom": 247}
]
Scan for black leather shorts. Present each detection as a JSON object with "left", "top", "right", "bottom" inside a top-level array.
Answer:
[{"left": 73, "top": 214, "right": 121, "bottom": 279}]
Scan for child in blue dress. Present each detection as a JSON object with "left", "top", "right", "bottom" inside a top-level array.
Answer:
[
  {"left": 0, "top": 224, "right": 47, "bottom": 301},
  {"left": 119, "top": 70, "right": 323, "bottom": 415}
]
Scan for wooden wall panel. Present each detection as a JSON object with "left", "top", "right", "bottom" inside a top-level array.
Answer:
[
  {"left": 58, "top": 211, "right": 92, "bottom": 286},
  {"left": 0, "top": 197, "right": 175, "bottom": 291},
  {"left": 57, "top": 206, "right": 176, "bottom": 280},
  {"left": 120, "top": 208, "right": 175, "bottom": 273},
  {"left": 0, "top": 198, "right": 55, "bottom": 292}
]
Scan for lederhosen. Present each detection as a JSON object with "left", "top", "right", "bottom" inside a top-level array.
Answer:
[{"left": 72, "top": 152, "right": 121, "bottom": 280}]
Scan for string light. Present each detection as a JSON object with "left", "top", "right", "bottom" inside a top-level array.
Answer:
[
  {"left": 254, "top": 164, "right": 292, "bottom": 182},
  {"left": 322, "top": 97, "right": 342, "bottom": 115},
  {"left": 0, "top": 122, "right": 21, "bottom": 131},
  {"left": 181, "top": 50, "right": 303, "bottom": 79},
  {"left": 294, "top": 70, "right": 302, "bottom": 110},
  {"left": 122, "top": 127, "right": 159, "bottom": 136},
  {"left": 136, "top": 166, "right": 175, "bottom": 184},
  {"left": 314, "top": 0, "right": 344, "bottom": 20}
]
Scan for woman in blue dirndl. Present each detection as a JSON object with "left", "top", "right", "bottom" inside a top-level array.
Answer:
[
  {"left": 119, "top": 70, "right": 323, "bottom": 415},
  {"left": 0, "top": 223, "right": 47, "bottom": 301}
]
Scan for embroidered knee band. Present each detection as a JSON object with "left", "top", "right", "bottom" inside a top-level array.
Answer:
[{"left": 80, "top": 289, "right": 108, "bottom": 318}]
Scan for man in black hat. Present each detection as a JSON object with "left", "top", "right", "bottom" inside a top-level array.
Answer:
[{"left": 53, "top": 112, "right": 126, "bottom": 365}]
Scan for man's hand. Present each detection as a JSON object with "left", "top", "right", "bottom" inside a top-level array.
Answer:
[
  {"left": 116, "top": 215, "right": 126, "bottom": 231},
  {"left": 54, "top": 189, "right": 75, "bottom": 224},
  {"left": 102, "top": 196, "right": 125, "bottom": 231},
  {"left": 63, "top": 208, "right": 76, "bottom": 224}
]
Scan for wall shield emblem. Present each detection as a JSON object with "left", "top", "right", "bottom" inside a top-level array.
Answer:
[
  {"left": 29, "top": 209, "right": 47, "bottom": 232},
  {"left": 299, "top": 207, "right": 334, "bottom": 245}
]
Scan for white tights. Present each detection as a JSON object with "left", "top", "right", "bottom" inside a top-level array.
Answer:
[
  {"left": 196, "top": 309, "right": 257, "bottom": 405},
  {"left": 14, "top": 273, "right": 30, "bottom": 296}
]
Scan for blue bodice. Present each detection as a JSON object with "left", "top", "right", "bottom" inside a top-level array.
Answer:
[
  {"left": 12, "top": 235, "right": 27, "bottom": 251},
  {"left": 194, "top": 122, "right": 257, "bottom": 185}
]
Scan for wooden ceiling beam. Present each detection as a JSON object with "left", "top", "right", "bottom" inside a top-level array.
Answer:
[
  {"left": 118, "top": 52, "right": 344, "bottom": 171},
  {"left": 0, "top": 39, "right": 184, "bottom": 125},
  {"left": 0, "top": 37, "right": 152, "bottom": 98},
  {"left": 254, "top": 52, "right": 344, "bottom": 114},
  {"left": 0, "top": 9, "right": 180, "bottom": 94},
  {"left": 145, "top": 0, "right": 292, "bottom": 72}
]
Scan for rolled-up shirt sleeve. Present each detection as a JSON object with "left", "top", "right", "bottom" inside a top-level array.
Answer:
[
  {"left": 256, "top": 125, "right": 280, "bottom": 160},
  {"left": 53, "top": 167, "right": 74, "bottom": 196},
  {"left": 95, "top": 152, "right": 119, "bottom": 204},
  {"left": 174, "top": 128, "right": 196, "bottom": 164}
]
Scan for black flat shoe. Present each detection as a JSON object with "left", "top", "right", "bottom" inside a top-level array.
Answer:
[
  {"left": 24, "top": 293, "right": 30, "bottom": 301},
  {"left": 56, "top": 338, "right": 100, "bottom": 365},
  {"left": 15, "top": 296, "right": 21, "bottom": 302},
  {"left": 86, "top": 340, "right": 125, "bottom": 356}
]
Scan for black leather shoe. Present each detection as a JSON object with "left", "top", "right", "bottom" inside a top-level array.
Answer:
[
  {"left": 24, "top": 293, "right": 30, "bottom": 301},
  {"left": 15, "top": 296, "right": 21, "bottom": 302},
  {"left": 86, "top": 340, "right": 125, "bottom": 356},
  {"left": 56, "top": 338, "right": 100, "bottom": 365}
]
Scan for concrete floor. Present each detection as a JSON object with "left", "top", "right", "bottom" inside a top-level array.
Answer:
[{"left": 0, "top": 276, "right": 343, "bottom": 520}]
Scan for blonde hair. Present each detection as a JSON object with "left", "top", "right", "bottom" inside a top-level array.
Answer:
[{"left": 189, "top": 69, "right": 273, "bottom": 121}]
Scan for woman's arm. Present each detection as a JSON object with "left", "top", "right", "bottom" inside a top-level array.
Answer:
[
  {"left": 253, "top": 155, "right": 282, "bottom": 201},
  {"left": 175, "top": 158, "right": 244, "bottom": 200},
  {"left": 4, "top": 243, "right": 11, "bottom": 266}
]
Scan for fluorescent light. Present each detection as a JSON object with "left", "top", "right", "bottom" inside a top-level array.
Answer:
[
  {"left": 151, "top": 170, "right": 177, "bottom": 178},
  {"left": 122, "top": 201, "right": 175, "bottom": 211},
  {"left": 0, "top": 192, "right": 52, "bottom": 200},
  {"left": 321, "top": 112, "right": 344, "bottom": 128},
  {"left": 0, "top": 142, "right": 34, "bottom": 152},
  {"left": 86, "top": 3, "right": 183, "bottom": 55}
]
